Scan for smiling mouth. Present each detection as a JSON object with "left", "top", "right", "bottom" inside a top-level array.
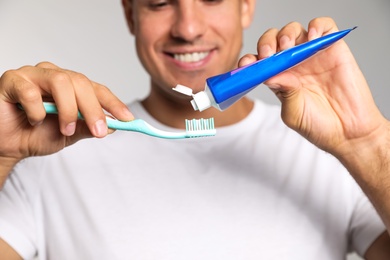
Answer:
[{"left": 173, "top": 51, "right": 210, "bottom": 63}]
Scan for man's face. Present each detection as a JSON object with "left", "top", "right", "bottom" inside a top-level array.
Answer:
[{"left": 123, "top": 0, "right": 254, "bottom": 100}]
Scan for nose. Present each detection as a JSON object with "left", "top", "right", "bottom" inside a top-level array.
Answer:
[{"left": 171, "top": 2, "right": 206, "bottom": 42}]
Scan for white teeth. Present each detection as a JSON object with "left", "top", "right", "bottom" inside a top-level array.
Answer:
[{"left": 173, "top": 51, "right": 209, "bottom": 63}]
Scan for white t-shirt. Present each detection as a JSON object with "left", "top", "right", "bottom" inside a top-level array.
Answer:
[{"left": 0, "top": 99, "right": 385, "bottom": 260}]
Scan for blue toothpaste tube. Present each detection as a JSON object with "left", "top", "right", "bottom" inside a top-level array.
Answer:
[{"left": 173, "top": 27, "right": 356, "bottom": 112}]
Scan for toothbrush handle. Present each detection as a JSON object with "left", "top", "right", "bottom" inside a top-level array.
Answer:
[
  {"left": 42, "top": 102, "right": 130, "bottom": 130},
  {"left": 43, "top": 102, "right": 83, "bottom": 118}
]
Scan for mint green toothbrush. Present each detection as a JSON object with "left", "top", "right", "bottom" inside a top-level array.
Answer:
[{"left": 20, "top": 102, "right": 216, "bottom": 139}]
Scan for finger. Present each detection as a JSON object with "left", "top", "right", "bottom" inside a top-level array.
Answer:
[
  {"left": 24, "top": 65, "right": 80, "bottom": 136},
  {"left": 277, "top": 21, "right": 307, "bottom": 51},
  {"left": 65, "top": 120, "right": 96, "bottom": 146},
  {"left": 237, "top": 54, "right": 257, "bottom": 67},
  {"left": 0, "top": 68, "right": 46, "bottom": 126},
  {"left": 307, "top": 17, "right": 339, "bottom": 41},
  {"left": 257, "top": 28, "right": 279, "bottom": 60},
  {"left": 92, "top": 82, "right": 134, "bottom": 121},
  {"left": 62, "top": 70, "right": 108, "bottom": 138},
  {"left": 42, "top": 69, "right": 79, "bottom": 136},
  {"left": 36, "top": 61, "right": 61, "bottom": 70}
]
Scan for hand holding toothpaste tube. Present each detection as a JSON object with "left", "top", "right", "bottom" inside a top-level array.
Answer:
[{"left": 242, "top": 18, "right": 390, "bottom": 231}]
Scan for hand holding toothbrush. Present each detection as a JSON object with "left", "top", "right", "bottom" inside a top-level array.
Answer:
[
  {"left": 0, "top": 61, "right": 134, "bottom": 185},
  {"left": 240, "top": 17, "right": 390, "bottom": 230}
]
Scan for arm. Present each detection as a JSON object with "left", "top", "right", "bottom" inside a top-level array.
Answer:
[
  {"left": 365, "top": 232, "right": 390, "bottom": 260},
  {"left": 337, "top": 120, "right": 390, "bottom": 230},
  {"left": 0, "top": 62, "right": 134, "bottom": 188},
  {"left": 0, "top": 239, "right": 22, "bottom": 260},
  {"left": 343, "top": 121, "right": 390, "bottom": 259},
  {"left": 239, "top": 17, "right": 390, "bottom": 257}
]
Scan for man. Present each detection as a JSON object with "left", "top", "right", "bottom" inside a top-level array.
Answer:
[{"left": 0, "top": 0, "right": 389, "bottom": 259}]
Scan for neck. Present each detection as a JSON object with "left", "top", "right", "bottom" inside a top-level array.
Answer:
[{"left": 141, "top": 90, "right": 254, "bottom": 129}]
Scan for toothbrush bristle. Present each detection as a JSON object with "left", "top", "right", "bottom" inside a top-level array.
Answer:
[{"left": 185, "top": 118, "right": 216, "bottom": 137}]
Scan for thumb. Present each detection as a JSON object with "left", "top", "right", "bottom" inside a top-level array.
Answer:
[{"left": 264, "top": 71, "right": 301, "bottom": 100}]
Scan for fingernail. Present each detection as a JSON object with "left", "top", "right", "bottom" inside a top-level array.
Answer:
[
  {"left": 308, "top": 28, "right": 318, "bottom": 41},
  {"left": 64, "top": 122, "right": 76, "bottom": 136},
  {"left": 240, "top": 56, "right": 253, "bottom": 66},
  {"left": 123, "top": 108, "right": 134, "bottom": 120},
  {"left": 94, "top": 119, "right": 107, "bottom": 137},
  {"left": 259, "top": 44, "right": 273, "bottom": 58},
  {"left": 279, "top": 35, "right": 291, "bottom": 49}
]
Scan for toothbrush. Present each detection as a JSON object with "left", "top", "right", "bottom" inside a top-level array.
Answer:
[
  {"left": 19, "top": 102, "right": 216, "bottom": 139},
  {"left": 173, "top": 27, "right": 356, "bottom": 112}
]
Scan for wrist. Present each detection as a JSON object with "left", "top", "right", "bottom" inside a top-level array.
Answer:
[
  {"left": 336, "top": 121, "right": 390, "bottom": 187},
  {"left": 336, "top": 121, "right": 390, "bottom": 229}
]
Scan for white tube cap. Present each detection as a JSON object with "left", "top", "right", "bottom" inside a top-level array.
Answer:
[
  {"left": 191, "top": 91, "right": 211, "bottom": 111},
  {"left": 172, "top": 84, "right": 212, "bottom": 111}
]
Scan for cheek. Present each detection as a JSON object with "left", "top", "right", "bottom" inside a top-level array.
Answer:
[
  {"left": 134, "top": 19, "right": 161, "bottom": 61},
  {"left": 210, "top": 7, "right": 243, "bottom": 38},
  {"left": 135, "top": 14, "right": 173, "bottom": 52},
  {"left": 216, "top": 16, "right": 243, "bottom": 49},
  {"left": 134, "top": 23, "right": 170, "bottom": 83}
]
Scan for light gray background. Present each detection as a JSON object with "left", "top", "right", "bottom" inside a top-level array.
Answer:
[{"left": 0, "top": 0, "right": 389, "bottom": 259}]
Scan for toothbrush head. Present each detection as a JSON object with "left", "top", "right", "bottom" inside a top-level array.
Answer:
[{"left": 185, "top": 118, "right": 216, "bottom": 138}]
